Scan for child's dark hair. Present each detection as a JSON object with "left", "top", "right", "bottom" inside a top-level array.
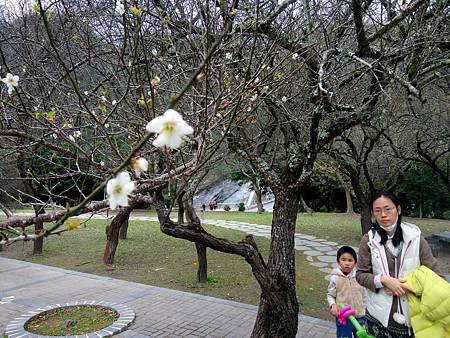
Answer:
[
  {"left": 337, "top": 246, "right": 357, "bottom": 262},
  {"left": 370, "top": 191, "right": 403, "bottom": 247}
]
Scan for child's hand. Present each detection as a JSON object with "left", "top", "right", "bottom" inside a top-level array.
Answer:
[{"left": 329, "top": 303, "right": 339, "bottom": 317}]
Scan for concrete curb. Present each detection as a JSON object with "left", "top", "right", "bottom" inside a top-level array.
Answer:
[{"left": 5, "top": 300, "right": 135, "bottom": 338}]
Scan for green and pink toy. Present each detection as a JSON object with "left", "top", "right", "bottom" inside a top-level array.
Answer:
[{"left": 338, "top": 303, "right": 374, "bottom": 338}]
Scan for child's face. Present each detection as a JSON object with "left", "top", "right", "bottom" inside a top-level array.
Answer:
[{"left": 337, "top": 253, "right": 356, "bottom": 275}]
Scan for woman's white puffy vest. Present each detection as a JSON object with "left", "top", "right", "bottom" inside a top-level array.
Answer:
[{"left": 366, "top": 222, "right": 421, "bottom": 327}]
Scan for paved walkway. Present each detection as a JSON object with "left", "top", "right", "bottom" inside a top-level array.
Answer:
[{"left": 0, "top": 257, "right": 335, "bottom": 338}]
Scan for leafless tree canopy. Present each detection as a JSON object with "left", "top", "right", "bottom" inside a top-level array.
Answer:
[{"left": 0, "top": 1, "right": 448, "bottom": 336}]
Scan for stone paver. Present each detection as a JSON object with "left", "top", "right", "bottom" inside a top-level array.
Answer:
[{"left": 0, "top": 258, "right": 335, "bottom": 338}]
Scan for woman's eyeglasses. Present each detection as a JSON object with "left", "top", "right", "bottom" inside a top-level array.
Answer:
[{"left": 373, "top": 208, "right": 395, "bottom": 216}]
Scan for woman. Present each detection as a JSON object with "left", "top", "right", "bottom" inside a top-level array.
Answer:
[{"left": 356, "top": 191, "right": 440, "bottom": 337}]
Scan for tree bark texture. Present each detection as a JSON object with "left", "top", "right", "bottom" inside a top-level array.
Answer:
[
  {"left": 251, "top": 188, "right": 300, "bottom": 338},
  {"left": 349, "top": 171, "right": 372, "bottom": 234},
  {"left": 360, "top": 203, "right": 372, "bottom": 234},
  {"left": 254, "top": 185, "right": 264, "bottom": 214},
  {"left": 33, "top": 218, "right": 44, "bottom": 254},
  {"left": 103, "top": 205, "right": 134, "bottom": 264},
  {"left": 195, "top": 242, "right": 207, "bottom": 283},
  {"left": 177, "top": 191, "right": 186, "bottom": 224},
  {"left": 119, "top": 216, "right": 129, "bottom": 240},
  {"left": 344, "top": 187, "right": 355, "bottom": 214},
  {"left": 32, "top": 205, "right": 46, "bottom": 254},
  {"left": 181, "top": 189, "right": 209, "bottom": 283},
  {"left": 336, "top": 171, "right": 355, "bottom": 214}
]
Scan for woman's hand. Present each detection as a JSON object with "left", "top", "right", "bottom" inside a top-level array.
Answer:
[
  {"left": 330, "top": 303, "right": 339, "bottom": 317},
  {"left": 381, "top": 276, "right": 414, "bottom": 296}
]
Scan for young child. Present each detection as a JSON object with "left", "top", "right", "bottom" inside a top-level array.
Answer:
[{"left": 327, "top": 246, "right": 366, "bottom": 338}]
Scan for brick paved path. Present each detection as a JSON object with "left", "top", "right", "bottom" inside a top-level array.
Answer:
[{"left": 0, "top": 257, "right": 335, "bottom": 338}]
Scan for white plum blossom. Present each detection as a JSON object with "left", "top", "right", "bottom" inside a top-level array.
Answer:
[
  {"left": 250, "top": 94, "right": 258, "bottom": 102},
  {"left": 281, "top": 96, "right": 287, "bottom": 102},
  {"left": 111, "top": 100, "right": 117, "bottom": 106},
  {"left": 106, "top": 172, "right": 135, "bottom": 210},
  {"left": 225, "top": 52, "right": 233, "bottom": 60},
  {"left": 254, "top": 77, "right": 260, "bottom": 84},
  {"left": 101, "top": 95, "right": 108, "bottom": 102},
  {"left": 51, "top": 133, "right": 58, "bottom": 139},
  {"left": 68, "top": 135, "right": 76, "bottom": 143},
  {"left": 74, "top": 130, "right": 82, "bottom": 138},
  {"left": 2, "top": 73, "right": 19, "bottom": 95},
  {"left": 167, "top": 64, "right": 173, "bottom": 70},
  {"left": 151, "top": 49, "right": 158, "bottom": 56},
  {"left": 84, "top": 90, "right": 89, "bottom": 96},
  {"left": 292, "top": 53, "right": 298, "bottom": 60},
  {"left": 115, "top": 1, "right": 125, "bottom": 16},
  {"left": 100, "top": 161, "right": 105, "bottom": 167},
  {"left": 146, "top": 109, "right": 194, "bottom": 149},
  {"left": 131, "top": 157, "right": 148, "bottom": 177}
]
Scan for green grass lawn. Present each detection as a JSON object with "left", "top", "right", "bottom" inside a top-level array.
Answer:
[{"left": 1, "top": 211, "right": 448, "bottom": 321}]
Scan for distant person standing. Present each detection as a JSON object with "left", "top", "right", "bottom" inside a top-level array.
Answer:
[
  {"left": 356, "top": 191, "right": 440, "bottom": 337},
  {"left": 202, "top": 204, "right": 206, "bottom": 212}
]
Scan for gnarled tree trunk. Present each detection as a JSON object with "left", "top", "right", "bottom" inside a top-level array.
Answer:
[
  {"left": 344, "top": 187, "right": 355, "bottom": 214},
  {"left": 182, "top": 189, "right": 208, "bottom": 283},
  {"left": 360, "top": 202, "right": 372, "bottom": 234},
  {"left": 254, "top": 185, "right": 264, "bottom": 214},
  {"left": 33, "top": 206, "right": 45, "bottom": 255},
  {"left": 349, "top": 171, "right": 372, "bottom": 234},
  {"left": 177, "top": 191, "right": 185, "bottom": 224},
  {"left": 119, "top": 216, "right": 129, "bottom": 239},
  {"left": 103, "top": 205, "right": 134, "bottom": 264},
  {"left": 251, "top": 188, "right": 300, "bottom": 338},
  {"left": 336, "top": 171, "right": 355, "bottom": 214},
  {"left": 195, "top": 242, "right": 207, "bottom": 283}
]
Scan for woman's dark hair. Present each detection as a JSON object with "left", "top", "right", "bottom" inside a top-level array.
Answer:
[
  {"left": 370, "top": 191, "right": 403, "bottom": 247},
  {"left": 337, "top": 245, "right": 357, "bottom": 262}
]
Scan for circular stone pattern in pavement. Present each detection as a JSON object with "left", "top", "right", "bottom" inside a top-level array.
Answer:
[{"left": 5, "top": 300, "right": 135, "bottom": 338}]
